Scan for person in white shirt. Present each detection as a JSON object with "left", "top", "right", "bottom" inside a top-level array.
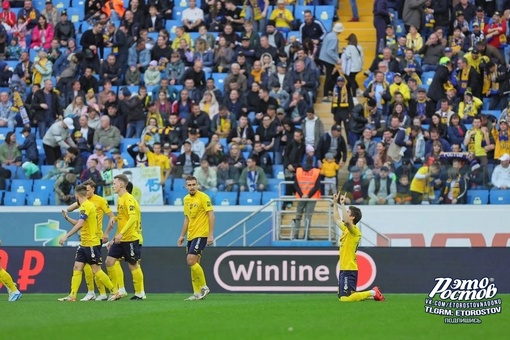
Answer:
[
  {"left": 181, "top": 0, "right": 204, "bottom": 32},
  {"left": 302, "top": 107, "right": 324, "bottom": 149},
  {"left": 181, "top": 128, "right": 205, "bottom": 158},
  {"left": 491, "top": 153, "right": 510, "bottom": 189}
]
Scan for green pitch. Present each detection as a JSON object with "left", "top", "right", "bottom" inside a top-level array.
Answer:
[{"left": 1, "top": 294, "right": 508, "bottom": 339}]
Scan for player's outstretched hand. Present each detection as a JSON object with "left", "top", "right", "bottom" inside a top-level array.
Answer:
[
  {"left": 207, "top": 236, "right": 214, "bottom": 245},
  {"left": 113, "top": 234, "right": 122, "bottom": 244},
  {"left": 59, "top": 236, "right": 67, "bottom": 246},
  {"left": 61, "top": 210, "right": 68, "bottom": 219},
  {"left": 177, "top": 236, "right": 184, "bottom": 247}
]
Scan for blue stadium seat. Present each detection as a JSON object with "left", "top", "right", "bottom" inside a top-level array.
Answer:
[
  {"left": 294, "top": 6, "right": 307, "bottom": 22},
  {"left": 166, "top": 189, "right": 187, "bottom": 205},
  {"left": 287, "top": 31, "right": 300, "bottom": 42},
  {"left": 13, "top": 167, "right": 28, "bottom": 180},
  {"left": 267, "top": 178, "right": 281, "bottom": 192},
  {"left": 314, "top": 6, "right": 334, "bottom": 30},
  {"left": 103, "top": 47, "right": 113, "bottom": 59},
  {"left": 80, "top": 21, "right": 91, "bottom": 34},
  {"left": 482, "top": 98, "right": 490, "bottom": 111},
  {"left": 120, "top": 138, "right": 139, "bottom": 153},
  {"left": 421, "top": 72, "right": 435, "bottom": 86},
  {"left": 27, "top": 192, "right": 50, "bottom": 206},
  {"left": 5, "top": 60, "right": 17, "bottom": 70},
  {"left": 239, "top": 191, "right": 262, "bottom": 205},
  {"left": 121, "top": 152, "right": 134, "bottom": 167},
  {"left": 173, "top": 7, "right": 186, "bottom": 23},
  {"left": 0, "top": 127, "right": 13, "bottom": 141},
  {"left": 489, "top": 189, "right": 510, "bottom": 204},
  {"left": 67, "top": 7, "right": 84, "bottom": 23},
  {"left": 272, "top": 164, "right": 284, "bottom": 179},
  {"left": 394, "top": 19, "right": 406, "bottom": 37},
  {"left": 467, "top": 189, "right": 489, "bottom": 204},
  {"left": 262, "top": 191, "right": 279, "bottom": 204},
  {"left": 199, "top": 137, "right": 208, "bottom": 145},
  {"left": 165, "top": 20, "right": 181, "bottom": 35},
  {"left": 33, "top": 180, "right": 56, "bottom": 195},
  {"left": 219, "top": 138, "right": 228, "bottom": 150},
  {"left": 40, "top": 165, "right": 53, "bottom": 178},
  {"left": 55, "top": 0, "right": 71, "bottom": 9},
  {"left": 214, "top": 191, "right": 238, "bottom": 206},
  {"left": 173, "top": 178, "right": 186, "bottom": 191},
  {"left": 211, "top": 73, "right": 228, "bottom": 94},
  {"left": 33, "top": 0, "right": 45, "bottom": 11},
  {"left": 3, "top": 192, "right": 26, "bottom": 206},
  {"left": 11, "top": 179, "right": 33, "bottom": 193}
]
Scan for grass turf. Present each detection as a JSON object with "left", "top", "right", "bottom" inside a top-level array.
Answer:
[{"left": 1, "top": 294, "right": 508, "bottom": 339}]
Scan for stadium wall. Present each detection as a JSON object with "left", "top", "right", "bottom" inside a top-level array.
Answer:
[
  {"left": 1, "top": 206, "right": 509, "bottom": 247},
  {"left": 1, "top": 247, "right": 509, "bottom": 294}
]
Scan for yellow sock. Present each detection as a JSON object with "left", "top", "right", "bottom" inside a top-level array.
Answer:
[
  {"left": 114, "top": 261, "right": 125, "bottom": 290},
  {"left": 94, "top": 270, "right": 116, "bottom": 293},
  {"left": 190, "top": 263, "right": 207, "bottom": 289},
  {"left": 107, "top": 266, "right": 118, "bottom": 290},
  {"left": 70, "top": 270, "right": 83, "bottom": 298},
  {"left": 94, "top": 273, "right": 107, "bottom": 296},
  {"left": 0, "top": 268, "right": 17, "bottom": 292},
  {"left": 131, "top": 267, "right": 144, "bottom": 295},
  {"left": 83, "top": 264, "right": 95, "bottom": 293},
  {"left": 339, "top": 291, "right": 372, "bottom": 302},
  {"left": 190, "top": 269, "right": 200, "bottom": 294}
]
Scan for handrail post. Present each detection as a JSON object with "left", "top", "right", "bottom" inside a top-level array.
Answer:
[{"left": 243, "top": 222, "right": 246, "bottom": 246}]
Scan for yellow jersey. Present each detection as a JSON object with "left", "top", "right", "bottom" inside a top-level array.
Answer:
[
  {"left": 269, "top": 8, "right": 294, "bottom": 29},
  {"left": 147, "top": 150, "right": 170, "bottom": 181},
  {"left": 116, "top": 192, "right": 140, "bottom": 242},
  {"left": 79, "top": 200, "right": 100, "bottom": 247},
  {"left": 466, "top": 128, "right": 487, "bottom": 157},
  {"left": 339, "top": 222, "right": 361, "bottom": 271},
  {"left": 410, "top": 166, "right": 430, "bottom": 194},
  {"left": 183, "top": 191, "right": 213, "bottom": 241},
  {"left": 88, "top": 194, "right": 112, "bottom": 239}
]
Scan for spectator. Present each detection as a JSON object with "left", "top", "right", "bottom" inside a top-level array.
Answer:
[
  {"left": 349, "top": 143, "right": 374, "bottom": 170},
  {"left": 315, "top": 124, "right": 348, "bottom": 170},
  {"left": 73, "top": 114, "right": 94, "bottom": 150},
  {"left": 54, "top": 10, "right": 75, "bottom": 47},
  {"left": 418, "top": 33, "right": 445, "bottom": 72},
  {"left": 119, "top": 87, "right": 145, "bottom": 138},
  {"left": 17, "top": 0, "right": 40, "bottom": 31},
  {"left": 30, "top": 14, "right": 54, "bottom": 50},
  {"left": 438, "top": 167, "right": 467, "bottom": 204},
  {"left": 93, "top": 115, "right": 121, "bottom": 151},
  {"left": 239, "top": 156, "right": 268, "bottom": 192},
  {"left": 342, "top": 166, "right": 369, "bottom": 205},
  {"left": 54, "top": 171, "right": 78, "bottom": 205},
  {"left": 299, "top": 9, "right": 326, "bottom": 44},
  {"left": 410, "top": 162, "right": 441, "bottom": 204},
  {"left": 105, "top": 105, "right": 126, "bottom": 137},
  {"left": 0, "top": 132, "right": 21, "bottom": 165},
  {"left": 491, "top": 153, "right": 510, "bottom": 189},
  {"left": 175, "top": 140, "right": 201, "bottom": 178},
  {"left": 368, "top": 166, "right": 396, "bottom": 205},
  {"left": 127, "top": 39, "right": 150, "bottom": 73},
  {"left": 0, "top": 91, "right": 15, "bottom": 128},
  {"left": 302, "top": 107, "right": 324, "bottom": 149},
  {"left": 224, "top": 63, "right": 247, "bottom": 95},
  {"left": 80, "top": 21, "right": 104, "bottom": 73},
  {"left": 181, "top": 128, "right": 205, "bottom": 158},
  {"left": 193, "top": 159, "right": 217, "bottom": 190},
  {"left": 139, "top": 141, "right": 171, "bottom": 185},
  {"left": 217, "top": 157, "right": 240, "bottom": 192},
  {"left": 87, "top": 143, "right": 107, "bottom": 172},
  {"left": 249, "top": 141, "right": 273, "bottom": 178},
  {"left": 182, "top": 0, "right": 204, "bottom": 32},
  {"left": 227, "top": 116, "right": 254, "bottom": 152},
  {"left": 203, "top": 141, "right": 224, "bottom": 168},
  {"left": 32, "top": 50, "right": 53, "bottom": 85},
  {"left": 0, "top": 2, "right": 16, "bottom": 29},
  {"left": 31, "top": 79, "right": 62, "bottom": 139},
  {"left": 18, "top": 126, "right": 38, "bottom": 164},
  {"left": 21, "top": 160, "right": 42, "bottom": 179},
  {"left": 211, "top": 105, "right": 236, "bottom": 138},
  {"left": 144, "top": 60, "right": 161, "bottom": 86},
  {"left": 162, "top": 114, "right": 185, "bottom": 152},
  {"left": 80, "top": 158, "right": 103, "bottom": 183},
  {"left": 100, "top": 54, "right": 122, "bottom": 85}
]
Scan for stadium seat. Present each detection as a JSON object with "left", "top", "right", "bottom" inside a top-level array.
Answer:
[
  {"left": 55, "top": 0, "right": 71, "bottom": 9},
  {"left": 27, "top": 192, "right": 49, "bottom": 206},
  {"left": 0, "top": 127, "right": 13, "bottom": 141},
  {"left": 67, "top": 8, "right": 84, "bottom": 23},
  {"left": 173, "top": 7, "right": 186, "bottom": 23},
  {"left": 467, "top": 189, "right": 489, "bottom": 204},
  {"left": 80, "top": 21, "right": 91, "bottom": 34},
  {"left": 173, "top": 178, "right": 186, "bottom": 191},
  {"left": 287, "top": 31, "right": 300, "bottom": 42},
  {"left": 272, "top": 164, "right": 284, "bottom": 179},
  {"left": 13, "top": 167, "right": 28, "bottom": 180},
  {"left": 394, "top": 19, "right": 406, "bottom": 37},
  {"left": 40, "top": 165, "right": 53, "bottom": 178},
  {"left": 166, "top": 189, "right": 187, "bottom": 205},
  {"left": 314, "top": 6, "right": 334, "bottom": 30},
  {"left": 267, "top": 178, "right": 281, "bottom": 192},
  {"left": 214, "top": 191, "right": 238, "bottom": 206},
  {"left": 165, "top": 20, "right": 180, "bottom": 35},
  {"left": 33, "top": 180, "right": 56, "bottom": 195},
  {"left": 211, "top": 73, "right": 228, "bottom": 94},
  {"left": 121, "top": 153, "right": 134, "bottom": 167},
  {"left": 3, "top": 192, "right": 26, "bottom": 206},
  {"left": 11, "top": 179, "right": 33, "bottom": 193},
  {"left": 33, "top": 0, "right": 45, "bottom": 11},
  {"left": 421, "top": 72, "right": 435, "bottom": 86},
  {"left": 489, "top": 189, "right": 510, "bottom": 204},
  {"left": 120, "top": 138, "right": 139, "bottom": 153},
  {"left": 262, "top": 191, "right": 279, "bottom": 204},
  {"left": 294, "top": 6, "right": 307, "bottom": 22},
  {"left": 239, "top": 191, "right": 262, "bottom": 205}
]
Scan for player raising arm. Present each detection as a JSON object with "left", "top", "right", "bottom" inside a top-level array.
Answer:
[
  {"left": 64, "top": 179, "right": 116, "bottom": 301},
  {"left": 58, "top": 185, "right": 121, "bottom": 302},
  {"left": 333, "top": 192, "right": 385, "bottom": 302},
  {"left": 0, "top": 239, "right": 22, "bottom": 301},
  {"left": 178, "top": 175, "right": 215, "bottom": 301}
]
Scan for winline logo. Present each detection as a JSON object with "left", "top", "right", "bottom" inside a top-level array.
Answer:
[
  {"left": 424, "top": 277, "right": 503, "bottom": 324},
  {"left": 213, "top": 250, "right": 377, "bottom": 292}
]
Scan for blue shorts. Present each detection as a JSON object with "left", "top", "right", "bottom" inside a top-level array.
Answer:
[
  {"left": 107, "top": 240, "right": 141, "bottom": 265},
  {"left": 186, "top": 237, "right": 208, "bottom": 256},
  {"left": 75, "top": 245, "right": 103, "bottom": 265},
  {"left": 338, "top": 270, "right": 358, "bottom": 297}
]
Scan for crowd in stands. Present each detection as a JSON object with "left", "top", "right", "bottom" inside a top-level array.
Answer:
[{"left": 2, "top": 0, "right": 510, "bottom": 206}]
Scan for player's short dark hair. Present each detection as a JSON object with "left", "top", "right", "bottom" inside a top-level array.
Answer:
[
  {"left": 82, "top": 179, "right": 96, "bottom": 188},
  {"left": 75, "top": 184, "right": 87, "bottom": 196},
  {"left": 126, "top": 181, "right": 133, "bottom": 194},
  {"left": 114, "top": 174, "right": 129, "bottom": 185},
  {"left": 186, "top": 175, "right": 197, "bottom": 182},
  {"left": 349, "top": 206, "right": 362, "bottom": 225}
]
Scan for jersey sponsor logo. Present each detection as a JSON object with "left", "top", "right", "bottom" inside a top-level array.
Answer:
[
  {"left": 129, "top": 205, "right": 135, "bottom": 211},
  {"left": 213, "top": 250, "right": 377, "bottom": 292},
  {"left": 424, "top": 277, "right": 502, "bottom": 324}
]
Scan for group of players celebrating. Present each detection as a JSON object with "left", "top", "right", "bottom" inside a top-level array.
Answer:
[{"left": 1, "top": 176, "right": 385, "bottom": 303}]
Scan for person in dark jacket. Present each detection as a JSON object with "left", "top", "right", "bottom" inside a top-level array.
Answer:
[
  {"left": 80, "top": 22, "right": 105, "bottom": 74},
  {"left": 30, "top": 79, "right": 63, "bottom": 139},
  {"left": 249, "top": 141, "right": 273, "bottom": 178},
  {"left": 283, "top": 129, "right": 305, "bottom": 207},
  {"left": 18, "top": 126, "right": 39, "bottom": 164},
  {"left": 120, "top": 87, "right": 145, "bottom": 138},
  {"left": 315, "top": 124, "right": 348, "bottom": 167},
  {"left": 348, "top": 103, "right": 370, "bottom": 150},
  {"left": 433, "top": 0, "right": 452, "bottom": 37},
  {"left": 427, "top": 58, "right": 454, "bottom": 105},
  {"left": 373, "top": 0, "right": 392, "bottom": 53},
  {"left": 174, "top": 140, "right": 201, "bottom": 178}
]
